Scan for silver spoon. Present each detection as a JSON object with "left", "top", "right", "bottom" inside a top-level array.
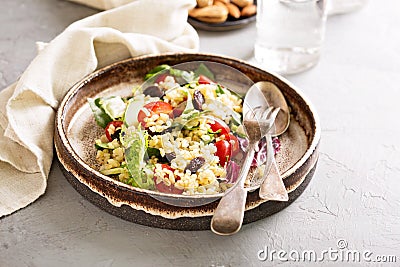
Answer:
[
  {"left": 255, "top": 81, "right": 290, "bottom": 137},
  {"left": 210, "top": 84, "right": 278, "bottom": 235},
  {"left": 254, "top": 81, "right": 290, "bottom": 201}
]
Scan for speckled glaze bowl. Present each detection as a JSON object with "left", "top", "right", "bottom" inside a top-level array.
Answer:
[{"left": 54, "top": 53, "right": 320, "bottom": 230}]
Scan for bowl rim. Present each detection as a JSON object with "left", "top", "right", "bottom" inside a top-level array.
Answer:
[{"left": 56, "top": 52, "right": 321, "bottom": 201}]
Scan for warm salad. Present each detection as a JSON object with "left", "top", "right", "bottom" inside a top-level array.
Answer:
[{"left": 89, "top": 64, "right": 276, "bottom": 195}]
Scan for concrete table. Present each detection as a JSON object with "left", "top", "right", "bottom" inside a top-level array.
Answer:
[{"left": 1, "top": 1, "right": 399, "bottom": 266}]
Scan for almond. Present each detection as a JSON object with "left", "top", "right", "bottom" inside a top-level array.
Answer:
[
  {"left": 241, "top": 4, "right": 257, "bottom": 17},
  {"left": 226, "top": 3, "right": 241, "bottom": 19},
  {"left": 196, "top": 0, "right": 213, "bottom": 8},
  {"left": 231, "top": 0, "right": 253, "bottom": 8},
  {"left": 215, "top": 0, "right": 230, "bottom": 4},
  {"left": 189, "top": 5, "right": 229, "bottom": 23},
  {"left": 214, "top": 1, "right": 229, "bottom": 13}
]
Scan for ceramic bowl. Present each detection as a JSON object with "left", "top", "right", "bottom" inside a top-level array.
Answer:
[{"left": 55, "top": 53, "right": 320, "bottom": 230}]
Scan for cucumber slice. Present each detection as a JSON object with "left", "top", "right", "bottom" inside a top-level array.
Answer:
[{"left": 100, "top": 168, "right": 124, "bottom": 176}]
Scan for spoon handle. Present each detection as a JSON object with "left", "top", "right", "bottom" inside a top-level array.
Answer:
[
  {"left": 259, "top": 135, "right": 288, "bottom": 201},
  {"left": 211, "top": 146, "right": 256, "bottom": 235}
]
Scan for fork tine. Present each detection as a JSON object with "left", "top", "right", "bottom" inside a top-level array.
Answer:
[
  {"left": 245, "top": 109, "right": 254, "bottom": 120},
  {"left": 252, "top": 106, "right": 263, "bottom": 118},
  {"left": 247, "top": 107, "right": 280, "bottom": 137},
  {"left": 260, "top": 106, "right": 274, "bottom": 120},
  {"left": 267, "top": 107, "right": 280, "bottom": 122},
  {"left": 245, "top": 105, "right": 262, "bottom": 120},
  {"left": 255, "top": 106, "right": 280, "bottom": 121},
  {"left": 252, "top": 106, "right": 270, "bottom": 120}
]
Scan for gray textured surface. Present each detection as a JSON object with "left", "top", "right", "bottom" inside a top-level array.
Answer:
[{"left": 1, "top": 0, "right": 400, "bottom": 266}]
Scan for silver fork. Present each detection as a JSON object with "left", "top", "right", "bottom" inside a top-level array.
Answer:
[
  {"left": 210, "top": 106, "right": 280, "bottom": 235},
  {"left": 256, "top": 107, "right": 289, "bottom": 201},
  {"left": 259, "top": 133, "right": 289, "bottom": 201}
]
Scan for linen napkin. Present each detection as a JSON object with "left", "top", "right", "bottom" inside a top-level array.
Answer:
[
  {"left": 0, "top": 0, "right": 199, "bottom": 217},
  {"left": 69, "top": 0, "right": 134, "bottom": 10}
]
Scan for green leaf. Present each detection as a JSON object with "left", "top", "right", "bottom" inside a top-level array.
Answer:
[
  {"left": 88, "top": 97, "right": 112, "bottom": 128},
  {"left": 127, "top": 177, "right": 139, "bottom": 187},
  {"left": 194, "top": 63, "right": 215, "bottom": 80},
  {"left": 146, "top": 147, "right": 161, "bottom": 158},
  {"left": 144, "top": 64, "right": 171, "bottom": 81},
  {"left": 215, "top": 84, "right": 225, "bottom": 95},
  {"left": 169, "top": 68, "right": 195, "bottom": 83},
  {"left": 122, "top": 126, "right": 154, "bottom": 189}
]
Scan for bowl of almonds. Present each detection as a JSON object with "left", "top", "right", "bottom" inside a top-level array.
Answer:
[{"left": 188, "top": 0, "right": 257, "bottom": 31}]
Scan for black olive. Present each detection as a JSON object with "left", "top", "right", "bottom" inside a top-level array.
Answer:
[
  {"left": 143, "top": 85, "right": 165, "bottom": 98},
  {"left": 185, "top": 157, "right": 206, "bottom": 174},
  {"left": 110, "top": 129, "right": 121, "bottom": 140},
  {"left": 171, "top": 101, "right": 187, "bottom": 118},
  {"left": 192, "top": 90, "right": 205, "bottom": 111},
  {"left": 146, "top": 128, "right": 157, "bottom": 136},
  {"left": 160, "top": 127, "right": 173, "bottom": 134},
  {"left": 165, "top": 152, "right": 176, "bottom": 162}
]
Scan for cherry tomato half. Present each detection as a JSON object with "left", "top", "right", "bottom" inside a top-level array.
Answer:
[
  {"left": 153, "top": 164, "right": 183, "bottom": 194},
  {"left": 215, "top": 139, "right": 231, "bottom": 167},
  {"left": 225, "top": 133, "right": 240, "bottom": 157},
  {"left": 137, "top": 101, "right": 173, "bottom": 127},
  {"left": 198, "top": 75, "right": 214, "bottom": 84},
  {"left": 208, "top": 120, "right": 230, "bottom": 136},
  {"left": 105, "top": 121, "right": 123, "bottom": 142},
  {"left": 155, "top": 73, "right": 169, "bottom": 84}
]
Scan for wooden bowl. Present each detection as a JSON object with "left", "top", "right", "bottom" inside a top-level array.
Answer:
[{"left": 54, "top": 53, "right": 320, "bottom": 230}]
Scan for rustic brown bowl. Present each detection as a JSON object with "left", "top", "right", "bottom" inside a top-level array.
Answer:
[{"left": 54, "top": 53, "right": 320, "bottom": 230}]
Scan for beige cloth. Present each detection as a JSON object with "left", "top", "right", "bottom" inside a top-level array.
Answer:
[
  {"left": 0, "top": 0, "right": 199, "bottom": 217},
  {"left": 69, "top": 0, "right": 134, "bottom": 9}
]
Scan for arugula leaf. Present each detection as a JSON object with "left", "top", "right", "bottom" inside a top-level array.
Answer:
[
  {"left": 144, "top": 64, "right": 171, "bottom": 81},
  {"left": 88, "top": 97, "right": 113, "bottom": 128}
]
